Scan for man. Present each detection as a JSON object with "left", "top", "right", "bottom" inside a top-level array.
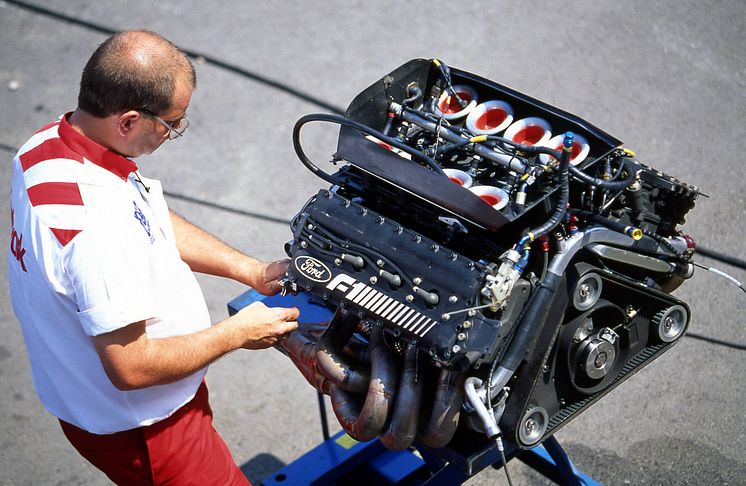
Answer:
[{"left": 7, "top": 30, "right": 298, "bottom": 485}]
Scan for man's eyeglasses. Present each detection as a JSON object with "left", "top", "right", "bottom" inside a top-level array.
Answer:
[{"left": 138, "top": 109, "right": 190, "bottom": 140}]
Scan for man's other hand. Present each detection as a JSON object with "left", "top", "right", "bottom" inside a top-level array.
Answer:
[{"left": 231, "top": 301, "right": 299, "bottom": 349}]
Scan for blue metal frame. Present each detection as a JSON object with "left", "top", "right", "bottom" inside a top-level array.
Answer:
[
  {"left": 261, "top": 430, "right": 425, "bottom": 486},
  {"left": 230, "top": 291, "right": 600, "bottom": 486}
]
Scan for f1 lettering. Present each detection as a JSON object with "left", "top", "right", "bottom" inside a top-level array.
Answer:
[{"left": 10, "top": 209, "right": 27, "bottom": 273}]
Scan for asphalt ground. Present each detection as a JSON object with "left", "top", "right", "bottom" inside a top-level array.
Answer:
[{"left": 1, "top": 1, "right": 745, "bottom": 484}]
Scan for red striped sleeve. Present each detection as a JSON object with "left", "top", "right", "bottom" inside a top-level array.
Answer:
[
  {"left": 27, "top": 182, "right": 84, "bottom": 207},
  {"left": 19, "top": 138, "right": 84, "bottom": 172},
  {"left": 49, "top": 228, "right": 82, "bottom": 247}
]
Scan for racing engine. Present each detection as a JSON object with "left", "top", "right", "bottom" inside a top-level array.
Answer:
[{"left": 277, "top": 59, "right": 701, "bottom": 463}]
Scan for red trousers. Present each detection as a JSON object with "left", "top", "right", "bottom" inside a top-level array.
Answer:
[{"left": 59, "top": 382, "right": 250, "bottom": 485}]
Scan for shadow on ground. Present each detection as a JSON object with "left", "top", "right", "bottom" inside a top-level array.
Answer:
[
  {"left": 563, "top": 437, "right": 746, "bottom": 485},
  {"left": 241, "top": 453, "right": 287, "bottom": 485}
]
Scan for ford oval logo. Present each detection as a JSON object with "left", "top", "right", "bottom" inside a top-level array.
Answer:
[{"left": 294, "top": 256, "right": 332, "bottom": 283}]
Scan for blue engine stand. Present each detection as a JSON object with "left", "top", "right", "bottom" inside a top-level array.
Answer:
[{"left": 228, "top": 291, "right": 600, "bottom": 486}]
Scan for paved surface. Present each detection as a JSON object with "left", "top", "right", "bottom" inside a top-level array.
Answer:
[{"left": 1, "top": 1, "right": 744, "bottom": 484}]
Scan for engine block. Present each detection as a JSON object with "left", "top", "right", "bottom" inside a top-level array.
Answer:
[{"left": 278, "top": 59, "right": 701, "bottom": 464}]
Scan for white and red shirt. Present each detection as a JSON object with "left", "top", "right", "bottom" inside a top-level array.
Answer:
[{"left": 8, "top": 113, "right": 211, "bottom": 434}]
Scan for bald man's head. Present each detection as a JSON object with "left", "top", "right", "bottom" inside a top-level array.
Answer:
[{"left": 78, "top": 30, "right": 196, "bottom": 118}]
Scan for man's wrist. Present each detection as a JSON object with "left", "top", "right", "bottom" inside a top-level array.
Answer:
[{"left": 232, "top": 256, "right": 264, "bottom": 288}]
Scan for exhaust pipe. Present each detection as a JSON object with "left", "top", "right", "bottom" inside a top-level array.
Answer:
[
  {"left": 380, "top": 343, "right": 423, "bottom": 450},
  {"left": 330, "top": 326, "right": 397, "bottom": 441}
]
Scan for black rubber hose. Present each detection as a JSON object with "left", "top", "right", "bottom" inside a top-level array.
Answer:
[
  {"left": 293, "top": 113, "right": 445, "bottom": 178},
  {"left": 568, "top": 160, "right": 637, "bottom": 190},
  {"left": 572, "top": 209, "right": 642, "bottom": 240},
  {"left": 499, "top": 272, "right": 561, "bottom": 373},
  {"left": 402, "top": 85, "right": 423, "bottom": 108},
  {"left": 522, "top": 136, "right": 572, "bottom": 241}
]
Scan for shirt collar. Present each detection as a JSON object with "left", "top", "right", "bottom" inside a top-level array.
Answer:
[{"left": 58, "top": 112, "right": 138, "bottom": 181}]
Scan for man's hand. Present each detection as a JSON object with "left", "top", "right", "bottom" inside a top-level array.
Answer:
[
  {"left": 229, "top": 301, "right": 299, "bottom": 349},
  {"left": 93, "top": 301, "right": 299, "bottom": 390},
  {"left": 251, "top": 259, "right": 290, "bottom": 296}
]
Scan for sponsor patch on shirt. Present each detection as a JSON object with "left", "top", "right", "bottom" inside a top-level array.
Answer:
[{"left": 133, "top": 201, "right": 155, "bottom": 244}]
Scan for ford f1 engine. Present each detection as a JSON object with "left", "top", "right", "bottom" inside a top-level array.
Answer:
[{"left": 277, "top": 59, "right": 701, "bottom": 462}]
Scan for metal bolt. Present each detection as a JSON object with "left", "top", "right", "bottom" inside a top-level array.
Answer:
[
  {"left": 452, "top": 344, "right": 461, "bottom": 353},
  {"left": 413, "top": 277, "right": 422, "bottom": 285},
  {"left": 307, "top": 224, "right": 315, "bottom": 230},
  {"left": 525, "top": 418, "right": 536, "bottom": 432},
  {"left": 442, "top": 313, "right": 451, "bottom": 321},
  {"left": 300, "top": 241, "right": 308, "bottom": 248},
  {"left": 457, "top": 332, "right": 467, "bottom": 341},
  {"left": 664, "top": 317, "right": 674, "bottom": 329},
  {"left": 579, "top": 284, "right": 591, "bottom": 299},
  {"left": 431, "top": 243, "right": 439, "bottom": 251},
  {"left": 463, "top": 321, "right": 472, "bottom": 329},
  {"left": 595, "top": 352, "right": 608, "bottom": 368},
  {"left": 449, "top": 296, "right": 458, "bottom": 304},
  {"left": 376, "top": 259, "right": 385, "bottom": 267},
  {"left": 334, "top": 258, "right": 342, "bottom": 266},
  {"left": 468, "top": 309, "right": 476, "bottom": 317},
  {"left": 406, "top": 295, "right": 414, "bottom": 303},
  {"left": 369, "top": 276, "right": 378, "bottom": 284}
]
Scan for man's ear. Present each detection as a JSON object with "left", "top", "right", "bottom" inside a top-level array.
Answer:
[{"left": 117, "top": 110, "right": 142, "bottom": 137}]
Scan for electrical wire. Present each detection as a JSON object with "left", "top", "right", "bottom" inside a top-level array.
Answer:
[
  {"left": 692, "top": 261, "right": 746, "bottom": 294},
  {"left": 496, "top": 436, "right": 515, "bottom": 486},
  {"left": 304, "top": 216, "right": 417, "bottom": 290}
]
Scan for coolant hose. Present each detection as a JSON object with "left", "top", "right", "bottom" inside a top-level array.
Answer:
[
  {"left": 489, "top": 272, "right": 562, "bottom": 397},
  {"left": 380, "top": 343, "right": 423, "bottom": 450},
  {"left": 568, "top": 160, "right": 637, "bottom": 190},
  {"left": 521, "top": 134, "right": 572, "bottom": 242},
  {"left": 465, "top": 377, "right": 500, "bottom": 439},
  {"left": 571, "top": 210, "right": 643, "bottom": 240},
  {"left": 293, "top": 113, "right": 446, "bottom": 177}
]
